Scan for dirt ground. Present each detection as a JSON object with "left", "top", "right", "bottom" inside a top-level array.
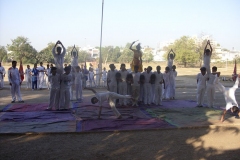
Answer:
[{"left": 0, "top": 66, "right": 240, "bottom": 160}]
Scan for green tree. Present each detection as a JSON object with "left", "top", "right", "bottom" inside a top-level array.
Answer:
[
  {"left": 7, "top": 36, "right": 37, "bottom": 63},
  {"left": 0, "top": 46, "right": 8, "bottom": 62},
  {"left": 117, "top": 43, "right": 133, "bottom": 63},
  {"left": 142, "top": 47, "right": 153, "bottom": 63},
  {"left": 165, "top": 36, "right": 199, "bottom": 67},
  {"left": 39, "top": 42, "right": 55, "bottom": 64}
]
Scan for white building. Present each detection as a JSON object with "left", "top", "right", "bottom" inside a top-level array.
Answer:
[{"left": 81, "top": 46, "right": 99, "bottom": 59}]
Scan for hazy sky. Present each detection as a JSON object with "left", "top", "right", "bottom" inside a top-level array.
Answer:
[{"left": 0, "top": 0, "right": 240, "bottom": 51}]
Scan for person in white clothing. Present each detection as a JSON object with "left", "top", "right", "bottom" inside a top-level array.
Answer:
[
  {"left": 102, "top": 67, "right": 107, "bottom": 87},
  {"left": 52, "top": 40, "right": 66, "bottom": 75},
  {"left": 118, "top": 63, "right": 129, "bottom": 106},
  {"left": 169, "top": 65, "right": 178, "bottom": 99},
  {"left": 25, "top": 65, "right": 32, "bottom": 89},
  {"left": 154, "top": 66, "right": 165, "bottom": 106},
  {"left": 0, "top": 62, "right": 6, "bottom": 89},
  {"left": 37, "top": 62, "right": 45, "bottom": 89},
  {"left": 95, "top": 65, "right": 100, "bottom": 87},
  {"left": 215, "top": 76, "right": 240, "bottom": 122},
  {"left": 88, "top": 67, "right": 95, "bottom": 87},
  {"left": 74, "top": 66, "right": 83, "bottom": 101},
  {"left": 206, "top": 66, "right": 220, "bottom": 108},
  {"left": 142, "top": 66, "right": 152, "bottom": 105},
  {"left": 131, "top": 65, "right": 141, "bottom": 106},
  {"left": 60, "top": 66, "right": 72, "bottom": 110},
  {"left": 71, "top": 45, "right": 78, "bottom": 68},
  {"left": 203, "top": 40, "right": 212, "bottom": 74},
  {"left": 107, "top": 64, "right": 117, "bottom": 93},
  {"left": 196, "top": 67, "right": 208, "bottom": 107},
  {"left": 167, "top": 49, "right": 175, "bottom": 70},
  {"left": 163, "top": 67, "right": 171, "bottom": 99},
  {"left": 47, "top": 67, "right": 61, "bottom": 110},
  {"left": 45, "top": 64, "right": 51, "bottom": 90},
  {"left": 8, "top": 61, "right": 24, "bottom": 103},
  {"left": 85, "top": 87, "right": 131, "bottom": 119}
]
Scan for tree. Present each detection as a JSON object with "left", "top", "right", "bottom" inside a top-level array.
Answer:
[
  {"left": 142, "top": 47, "right": 153, "bottom": 63},
  {"left": 0, "top": 46, "right": 7, "bottom": 62},
  {"left": 7, "top": 36, "right": 37, "bottom": 63},
  {"left": 117, "top": 43, "right": 133, "bottom": 63},
  {"left": 165, "top": 36, "right": 199, "bottom": 67},
  {"left": 39, "top": 42, "right": 55, "bottom": 64}
]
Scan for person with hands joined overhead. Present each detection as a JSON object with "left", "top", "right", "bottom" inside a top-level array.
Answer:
[
  {"left": 85, "top": 87, "right": 132, "bottom": 119},
  {"left": 52, "top": 40, "right": 66, "bottom": 75},
  {"left": 167, "top": 49, "right": 176, "bottom": 70},
  {"left": 203, "top": 40, "right": 213, "bottom": 75}
]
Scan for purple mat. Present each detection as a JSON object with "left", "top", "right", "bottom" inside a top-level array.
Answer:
[
  {"left": 0, "top": 111, "right": 75, "bottom": 122},
  {"left": 79, "top": 118, "right": 174, "bottom": 132}
]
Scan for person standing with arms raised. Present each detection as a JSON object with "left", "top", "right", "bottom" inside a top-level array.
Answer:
[{"left": 52, "top": 40, "right": 66, "bottom": 75}]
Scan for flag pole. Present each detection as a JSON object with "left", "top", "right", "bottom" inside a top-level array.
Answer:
[{"left": 98, "top": 0, "right": 104, "bottom": 87}]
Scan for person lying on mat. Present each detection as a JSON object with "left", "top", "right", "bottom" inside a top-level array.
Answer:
[{"left": 85, "top": 87, "right": 132, "bottom": 119}]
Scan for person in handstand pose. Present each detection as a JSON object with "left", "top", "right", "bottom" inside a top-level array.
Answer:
[
  {"left": 215, "top": 76, "right": 240, "bottom": 122},
  {"left": 129, "top": 40, "right": 143, "bottom": 72},
  {"left": 85, "top": 87, "right": 132, "bottom": 119}
]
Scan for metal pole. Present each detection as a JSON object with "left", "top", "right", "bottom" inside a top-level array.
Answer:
[{"left": 98, "top": 0, "right": 104, "bottom": 87}]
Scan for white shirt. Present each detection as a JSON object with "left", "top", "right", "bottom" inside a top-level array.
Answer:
[
  {"left": 168, "top": 59, "right": 173, "bottom": 68},
  {"left": 154, "top": 71, "right": 164, "bottom": 86},
  {"left": 102, "top": 70, "right": 107, "bottom": 79},
  {"left": 207, "top": 73, "right": 217, "bottom": 85},
  {"left": 132, "top": 72, "right": 141, "bottom": 86},
  {"left": 107, "top": 70, "right": 117, "bottom": 85},
  {"left": 8, "top": 67, "right": 21, "bottom": 84},
  {"left": 37, "top": 66, "right": 45, "bottom": 77},
  {"left": 203, "top": 54, "right": 211, "bottom": 67},
  {"left": 0, "top": 66, "right": 6, "bottom": 79},
  {"left": 49, "top": 74, "right": 60, "bottom": 89},
  {"left": 60, "top": 73, "right": 72, "bottom": 89},
  {"left": 196, "top": 73, "right": 208, "bottom": 87},
  {"left": 25, "top": 68, "right": 32, "bottom": 79},
  {"left": 75, "top": 72, "right": 83, "bottom": 84},
  {"left": 142, "top": 71, "right": 152, "bottom": 83},
  {"left": 119, "top": 70, "right": 128, "bottom": 82},
  {"left": 52, "top": 46, "right": 66, "bottom": 70},
  {"left": 71, "top": 52, "right": 78, "bottom": 66}
]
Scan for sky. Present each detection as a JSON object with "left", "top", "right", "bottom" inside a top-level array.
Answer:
[{"left": 0, "top": 0, "right": 240, "bottom": 51}]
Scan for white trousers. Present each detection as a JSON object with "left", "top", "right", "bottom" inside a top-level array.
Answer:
[
  {"left": 118, "top": 82, "right": 127, "bottom": 105},
  {"left": 109, "top": 83, "right": 117, "bottom": 93},
  {"left": 39, "top": 75, "right": 45, "bottom": 88},
  {"left": 10, "top": 83, "right": 22, "bottom": 101},
  {"left": 197, "top": 86, "right": 206, "bottom": 106},
  {"left": 60, "top": 88, "right": 70, "bottom": 109},
  {"left": 26, "top": 77, "right": 31, "bottom": 89},
  {"left": 49, "top": 88, "right": 60, "bottom": 109},
  {"left": 206, "top": 84, "right": 215, "bottom": 107},
  {"left": 155, "top": 85, "right": 163, "bottom": 105},
  {"left": 151, "top": 84, "right": 155, "bottom": 103},
  {"left": 144, "top": 83, "right": 152, "bottom": 104},
  {"left": 108, "top": 93, "right": 130, "bottom": 117},
  {"left": 75, "top": 83, "right": 82, "bottom": 100},
  {"left": 132, "top": 85, "right": 140, "bottom": 105}
]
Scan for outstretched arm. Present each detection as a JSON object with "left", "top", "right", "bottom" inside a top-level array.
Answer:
[
  {"left": 220, "top": 109, "right": 227, "bottom": 122},
  {"left": 129, "top": 40, "right": 137, "bottom": 50},
  {"left": 52, "top": 41, "right": 60, "bottom": 56},
  {"left": 208, "top": 41, "right": 212, "bottom": 55},
  {"left": 84, "top": 87, "right": 97, "bottom": 94},
  {"left": 203, "top": 41, "right": 208, "bottom": 55},
  {"left": 171, "top": 49, "right": 176, "bottom": 59},
  {"left": 71, "top": 45, "right": 75, "bottom": 56}
]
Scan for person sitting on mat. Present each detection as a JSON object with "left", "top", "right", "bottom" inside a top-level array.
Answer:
[{"left": 85, "top": 87, "right": 132, "bottom": 119}]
